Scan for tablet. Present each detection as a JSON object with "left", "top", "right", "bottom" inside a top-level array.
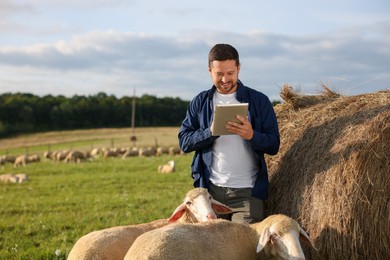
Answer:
[{"left": 211, "top": 103, "right": 248, "bottom": 136}]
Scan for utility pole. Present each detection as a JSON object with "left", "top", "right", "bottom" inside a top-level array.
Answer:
[
  {"left": 130, "top": 88, "right": 137, "bottom": 146},
  {"left": 131, "top": 88, "right": 136, "bottom": 133}
]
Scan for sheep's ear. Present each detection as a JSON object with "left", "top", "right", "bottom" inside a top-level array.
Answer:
[
  {"left": 168, "top": 203, "right": 186, "bottom": 223},
  {"left": 299, "top": 227, "right": 317, "bottom": 250},
  {"left": 211, "top": 198, "right": 234, "bottom": 214},
  {"left": 257, "top": 227, "right": 271, "bottom": 252}
]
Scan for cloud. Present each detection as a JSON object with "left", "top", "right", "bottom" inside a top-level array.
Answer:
[
  {"left": 0, "top": 23, "right": 389, "bottom": 101},
  {"left": 0, "top": 1, "right": 35, "bottom": 15}
]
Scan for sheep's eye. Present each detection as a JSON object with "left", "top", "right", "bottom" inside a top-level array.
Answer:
[{"left": 186, "top": 201, "right": 192, "bottom": 206}]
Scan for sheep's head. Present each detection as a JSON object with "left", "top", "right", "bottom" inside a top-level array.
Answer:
[
  {"left": 167, "top": 160, "right": 175, "bottom": 168},
  {"left": 255, "top": 214, "right": 317, "bottom": 260},
  {"left": 168, "top": 188, "right": 233, "bottom": 223}
]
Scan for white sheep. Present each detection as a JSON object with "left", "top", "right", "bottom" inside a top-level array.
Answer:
[
  {"left": 0, "top": 157, "right": 5, "bottom": 170},
  {"left": 124, "top": 214, "right": 317, "bottom": 260},
  {"left": 43, "top": 151, "right": 53, "bottom": 160},
  {"left": 0, "top": 174, "right": 19, "bottom": 183},
  {"left": 156, "top": 146, "right": 169, "bottom": 156},
  {"left": 122, "top": 148, "right": 139, "bottom": 158},
  {"left": 103, "top": 149, "right": 120, "bottom": 159},
  {"left": 3, "top": 155, "right": 16, "bottom": 164},
  {"left": 28, "top": 154, "right": 40, "bottom": 162},
  {"left": 138, "top": 147, "right": 157, "bottom": 157},
  {"left": 64, "top": 150, "right": 87, "bottom": 163},
  {"left": 0, "top": 156, "right": 5, "bottom": 166},
  {"left": 55, "top": 150, "right": 70, "bottom": 161},
  {"left": 14, "top": 173, "right": 29, "bottom": 183},
  {"left": 67, "top": 188, "right": 233, "bottom": 260},
  {"left": 0, "top": 173, "right": 28, "bottom": 184},
  {"left": 13, "top": 155, "right": 28, "bottom": 167},
  {"left": 14, "top": 154, "right": 40, "bottom": 167},
  {"left": 158, "top": 160, "right": 175, "bottom": 173},
  {"left": 168, "top": 146, "right": 182, "bottom": 156}
]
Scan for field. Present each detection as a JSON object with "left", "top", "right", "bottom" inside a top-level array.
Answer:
[{"left": 0, "top": 127, "right": 194, "bottom": 259}]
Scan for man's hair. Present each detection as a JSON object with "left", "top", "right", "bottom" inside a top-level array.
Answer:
[{"left": 208, "top": 44, "right": 240, "bottom": 67}]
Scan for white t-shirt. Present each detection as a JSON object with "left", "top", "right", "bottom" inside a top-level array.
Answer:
[{"left": 210, "top": 91, "right": 259, "bottom": 188}]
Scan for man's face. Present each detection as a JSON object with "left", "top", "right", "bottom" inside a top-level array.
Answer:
[{"left": 208, "top": 60, "right": 240, "bottom": 94}]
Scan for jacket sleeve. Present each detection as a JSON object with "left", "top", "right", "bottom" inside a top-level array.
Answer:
[
  {"left": 178, "top": 98, "right": 218, "bottom": 153},
  {"left": 249, "top": 96, "right": 280, "bottom": 155}
]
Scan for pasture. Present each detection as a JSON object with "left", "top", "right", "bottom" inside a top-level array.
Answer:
[
  {"left": 1, "top": 88, "right": 389, "bottom": 259},
  {"left": 0, "top": 127, "right": 194, "bottom": 259}
]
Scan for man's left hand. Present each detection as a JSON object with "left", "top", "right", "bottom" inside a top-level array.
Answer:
[{"left": 226, "top": 115, "right": 254, "bottom": 140}]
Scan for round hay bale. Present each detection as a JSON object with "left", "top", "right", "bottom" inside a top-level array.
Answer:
[
  {"left": 279, "top": 83, "right": 340, "bottom": 110},
  {"left": 266, "top": 86, "right": 390, "bottom": 259}
]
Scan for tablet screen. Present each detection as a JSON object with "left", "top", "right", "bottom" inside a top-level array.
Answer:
[{"left": 211, "top": 103, "right": 248, "bottom": 136}]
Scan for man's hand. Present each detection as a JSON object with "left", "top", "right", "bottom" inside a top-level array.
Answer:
[{"left": 226, "top": 115, "right": 254, "bottom": 140}]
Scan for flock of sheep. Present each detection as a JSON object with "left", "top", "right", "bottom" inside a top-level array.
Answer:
[
  {"left": 2, "top": 149, "right": 316, "bottom": 258},
  {"left": 68, "top": 188, "right": 316, "bottom": 259},
  {"left": 41, "top": 145, "right": 183, "bottom": 162},
  {"left": 2, "top": 148, "right": 317, "bottom": 258},
  {"left": 0, "top": 154, "right": 41, "bottom": 168},
  {"left": 0, "top": 154, "right": 38, "bottom": 183},
  {"left": 0, "top": 145, "right": 182, "bottom": 183}
]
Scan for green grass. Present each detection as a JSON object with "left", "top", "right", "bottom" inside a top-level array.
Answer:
[
  {"left": 0, "top": 127, "right": 181, "bottom": 156},
  {"left": 0, "top": 154, "right": 194, "bottom": 259}
]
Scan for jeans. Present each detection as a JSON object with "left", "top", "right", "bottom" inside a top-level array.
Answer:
[{"left": 209, "top": 182, "right": 266, "bottom": 224}]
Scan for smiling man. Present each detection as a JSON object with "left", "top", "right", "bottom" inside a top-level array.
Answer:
[{"left": 178, "top": 43, "right": 280, "bottom": 224}]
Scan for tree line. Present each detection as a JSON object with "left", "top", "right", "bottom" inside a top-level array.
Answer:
[{"left": 0, "top": 92, "right": 190, "bottom": 138}]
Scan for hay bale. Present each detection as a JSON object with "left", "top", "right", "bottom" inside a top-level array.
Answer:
[
  {"left": 279, "top": 83, "right": 340, "bottom": 110},
  {"left": 266, "top": 86, "right": 390, "bottom": 259}
]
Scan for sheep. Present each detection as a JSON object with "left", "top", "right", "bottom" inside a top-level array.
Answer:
[
  {"left": 0, "top": 157, "right": 5, "bottom": 170},
  {"left": 0, "top": 174, "right": 19, "bottom": 183},
  {"left": 67, "top": 188, "right": 233, "bottom": 260},
  {"left": 50, "top": 151, "right": 59, "bottom": 160},
  {"left": 122, "top": 147, "right": 139, "bottom": 158},
  {"left": 64, "top": 150, "right": 87, "bottom": 163},
  {"left": 43, "top": 151, "right": 53, "bottom": 160},
  {"left": 0, "top": 154, "right": 16, "bottom": 168},
  {"left": 168, "top": 146, "right": 182, "bottom": 156},
  {"left": 28, "top": 154, "right": 40, "bottom": 163},
  {"left": 14, "top": 173, "right": 29, "bottom": 183},
  {"left": 3, "top": 155, "right": 16, "bottom": 164},
  {"left": 158, "top": 160, "right": 175, "bottom": 173},
  {"left": 138, "top": 147, "right": 157, "bottom": 157},
  {"left": 55, "top": 150, "right": 70, "bottom": 161},
  {"left": 0, "top": 173, "right": 28, "bottom": 184},
  {"left": 117, "top": 147, "right": 129, "bottom": 155},
  {"left": 124, "top": 214, "right": 317, "bottom": 260},
  {"left": 13, "top": 154, "right": 41, "bottom": 167},
  {"left": 103, "top": 149, "right": 119, "bottom": 159},
  {"left": 156, "top": 146, "right": 169, "bottom": 156},
  {"left": 88, "top": 147, "right": 101, "bottom": 158},
  {"left": 13, "top": 155, "right": 28, "bottom": 167}
]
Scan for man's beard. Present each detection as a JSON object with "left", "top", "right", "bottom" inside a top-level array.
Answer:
[{"left": 216, "top": 80, "right": 238, "bottom": 94}]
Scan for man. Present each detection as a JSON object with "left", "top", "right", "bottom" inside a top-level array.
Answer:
[{"left": 178, "top": 43, "right": 280, "bottom": 224}]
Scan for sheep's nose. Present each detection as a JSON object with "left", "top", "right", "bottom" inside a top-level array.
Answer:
[{"left": 207, "top": 213, "right": 217, "bottom": 220}]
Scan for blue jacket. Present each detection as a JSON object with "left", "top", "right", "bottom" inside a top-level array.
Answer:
[{"left": 178, "top": 81, "right": 280, "bottom": 200}]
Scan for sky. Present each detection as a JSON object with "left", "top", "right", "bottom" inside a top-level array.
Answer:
[{"left": 0, "top": 0, "right": 389, "bottom": 101}]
